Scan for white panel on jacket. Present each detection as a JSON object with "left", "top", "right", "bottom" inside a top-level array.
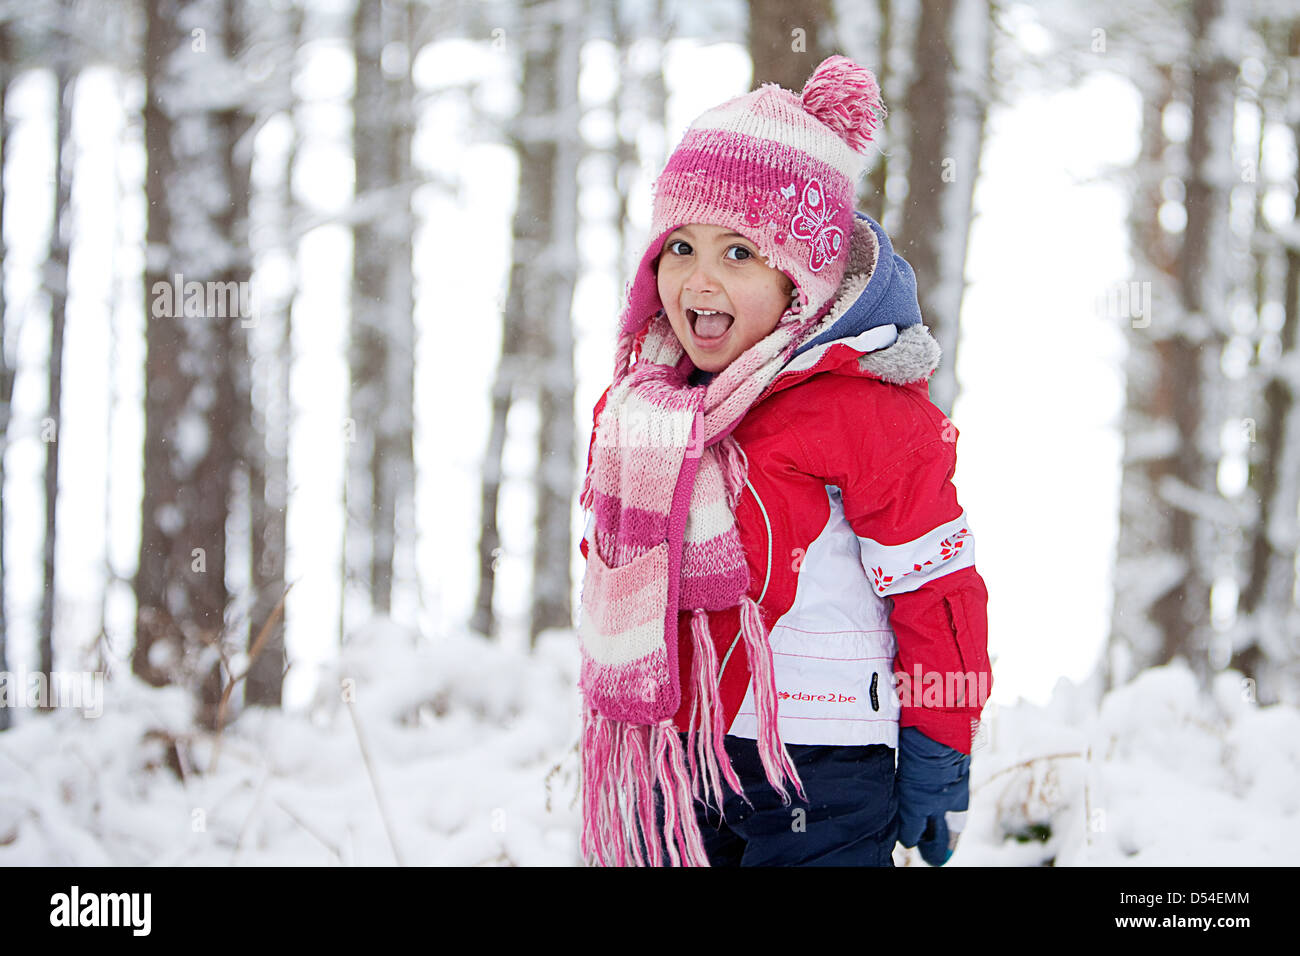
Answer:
[
  {"left": 856, "top": 510, "right": 975, "bottom": 598},
  {"left": 727, "top": 486, "right": 902, "bottom": 748}
]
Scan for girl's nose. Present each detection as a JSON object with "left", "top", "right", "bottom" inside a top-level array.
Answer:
[{"left": 684, "top": 258, "right": 720, "bottom": 294}]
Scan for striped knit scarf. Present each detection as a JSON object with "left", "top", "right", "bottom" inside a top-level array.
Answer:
[{"left": 578, "top": 306, "right": 837, "bottom": 867}]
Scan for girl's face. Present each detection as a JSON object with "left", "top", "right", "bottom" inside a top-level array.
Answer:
[{"left": 655, "top": 223, "right": 795, "bottom": 374}]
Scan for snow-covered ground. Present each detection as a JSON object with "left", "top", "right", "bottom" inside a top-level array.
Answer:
[{"left": 1, "top": 620, "right": 1296, "bottom": 866}]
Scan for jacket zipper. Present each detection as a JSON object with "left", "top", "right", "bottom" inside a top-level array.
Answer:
[{"left": 718, "top": 473, "right": 772, "bottom": 681}]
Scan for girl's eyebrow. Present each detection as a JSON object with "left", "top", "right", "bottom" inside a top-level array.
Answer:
[{"left": 669, "top": 228, "right": 751, "bottom": 241}]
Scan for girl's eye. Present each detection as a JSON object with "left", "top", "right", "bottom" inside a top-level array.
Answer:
[{"left": 664, "top": 239, "right": 753, "bottom": 260}]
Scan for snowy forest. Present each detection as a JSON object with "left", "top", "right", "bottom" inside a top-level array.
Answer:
[{"left": 0, "top": 0, "right": 1298, "bottom": 866}]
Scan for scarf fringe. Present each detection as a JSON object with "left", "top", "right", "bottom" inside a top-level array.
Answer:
[
  {"left": 580, "top": 708, "right": 711, "bottom": 867},
  {"left": 739, "top": 596, "right": 807, "bottom": 806},
  {"left": 626, "top": 722, "right": 656, "bottom": 866},
  {"left": 651, "top": 720, "right": 711, "bottom": 866},
  {"left": 687, "top": 609, "right": 747, "bottom": 814},
  {"left": 580, "top": 597, "right": 807, "bottom": 864},
  {"left": 717, "top": 435, "right": 749, "bottom": 510},
  {"left": 579, "top": 705, "right": 612, "bottom": 865}
]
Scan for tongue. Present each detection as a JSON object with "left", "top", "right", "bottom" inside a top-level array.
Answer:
[{"left": 695, "top": 312, "right": 733, "bottom": 338}]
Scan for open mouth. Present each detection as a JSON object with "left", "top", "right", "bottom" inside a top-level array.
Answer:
[{"left": 687, "top": 308, "right": 735, "bottom": 343}]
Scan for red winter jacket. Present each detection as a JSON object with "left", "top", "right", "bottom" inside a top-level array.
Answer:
[{"left": 581, "top": 213, "right": 991, "bottom": 754}]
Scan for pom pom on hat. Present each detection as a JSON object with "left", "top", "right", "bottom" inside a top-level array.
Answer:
[{"left": 800, "top": 55, "right": 887, "bottom": 154}]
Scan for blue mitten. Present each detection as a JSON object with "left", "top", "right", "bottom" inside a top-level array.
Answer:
[{"left": 895, "top": 726, "right": 970, "bottom": 866}]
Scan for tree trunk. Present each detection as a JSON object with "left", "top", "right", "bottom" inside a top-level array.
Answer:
[
  {"left": 473, "top": 0, "right": 555, "bottom": 638},
  {"left": 0, "top": 19, "right": 11, "bottom": 731},
  {"left": 347, "top": 0, "right": 384, "bottom": 627},
  {"left": 348, "top": 0, "right": 417, "bottom": 626},
  {"left": 834, "top": 0, "right": 892, "bottom": 223},
  {"left": 1236, "top": 17, "right": 1300, "bottom": 700},
  {"left": 246, "top": 0, "right": 302, "bottom": 707},
  {"left": 864, "top": 0, "right": 891, "bottom": 223},
  {"left": 1148, "top": 0, "right": 1236, "bottom": 683},
  {"left": 896, "top": 0, "right": 978, "bottom": 417},
  {"left": 136, "top": 0, "right": 253, "bottom": 732},
  {"left": 40, "top": 50, "right": 75, "bottom": 711},
  {"left": 748, "top": 0, "right": 836, "bottom": 90},
  {"left": 1110, "top": 0, "right": 1236, "bottom": 688},
  {"left": 1107, "top": 63, "right": 1180, "bottom": 691},
  {"left": 379, "top": 0, "right": 417, "bottom": 624},
  {"left": 530, "top": 0, "right": 584, "bottom": 645}
]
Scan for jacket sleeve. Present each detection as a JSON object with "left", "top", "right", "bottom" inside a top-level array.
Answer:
[{"left": 806, "top": 395, "right": 991, "bottom": 755}]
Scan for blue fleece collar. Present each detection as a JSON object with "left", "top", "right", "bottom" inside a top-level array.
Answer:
[{"left": 791, "top": 211, "right": 922, "bottom": 358}]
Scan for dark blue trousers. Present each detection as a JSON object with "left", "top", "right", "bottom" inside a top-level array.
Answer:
[{"left": 650, "top": 732, "right": 899, "bottom": 866}]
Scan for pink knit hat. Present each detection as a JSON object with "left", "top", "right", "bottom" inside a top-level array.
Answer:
[{"left": 617, "top": 56, "right": 886, "bottom": 352}]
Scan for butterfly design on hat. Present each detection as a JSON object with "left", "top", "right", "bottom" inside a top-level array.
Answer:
[{"left": 789, "top": 178, "right": 845, "bottom": 273}]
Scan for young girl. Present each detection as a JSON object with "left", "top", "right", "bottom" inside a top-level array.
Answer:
[{"left": 577, "top": 56, "right": 991, "bottom": 867}]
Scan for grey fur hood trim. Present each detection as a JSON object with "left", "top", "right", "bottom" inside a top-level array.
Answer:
[{"left": 858, "top": 323, "right": 942, "bottom": 384}]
